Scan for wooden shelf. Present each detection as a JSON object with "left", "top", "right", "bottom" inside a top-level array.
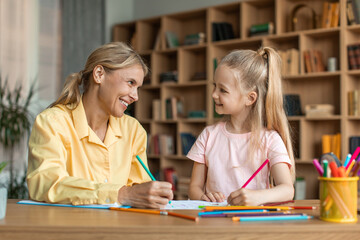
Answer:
[{"left": 113, "top": 0, "right": 353, "bottom": 200}]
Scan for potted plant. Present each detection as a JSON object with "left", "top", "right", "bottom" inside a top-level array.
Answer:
[
  {"left": 0, "top": 161, "right": 7, "bottom": 219},
  {"left": 0, "top": 76, "right": 35, "bottom": 199}
]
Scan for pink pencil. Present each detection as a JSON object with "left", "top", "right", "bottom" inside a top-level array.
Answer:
[
  {"left": 241, "top": 159, "right": 270, "bottom": 188},
  {"left": 347, "top": 147, "right": 360, "bottom": 169}
]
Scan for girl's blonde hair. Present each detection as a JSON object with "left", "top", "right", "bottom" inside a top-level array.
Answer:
[
  {"left": 219, "top": 47, "right": 295, "bottom": 182},
  {"left": 50, "top": 42, "right": 148, "bottom": 108}
]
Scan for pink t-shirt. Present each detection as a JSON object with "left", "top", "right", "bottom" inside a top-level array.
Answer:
[{"left": 186, "top": 121, "right": 292, "bottom": 198}]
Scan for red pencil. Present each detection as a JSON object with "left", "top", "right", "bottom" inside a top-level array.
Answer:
[{"left": 241, "top": 159, "right": 270, "bottom": 188}]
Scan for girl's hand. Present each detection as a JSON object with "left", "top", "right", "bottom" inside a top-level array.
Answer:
[
  {"left": 227, "top": 188, "right": 262, "bottom": 206},
  {"left": 118, "top": 181, "right": 173, "bottom": 209},
  {"left": 201, "top": 192, "right": 226, "bottom": 202}
]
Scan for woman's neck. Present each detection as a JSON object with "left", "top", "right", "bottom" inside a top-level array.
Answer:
[{"left": 82, "top": 93, "right": 109, "bottom": 142}]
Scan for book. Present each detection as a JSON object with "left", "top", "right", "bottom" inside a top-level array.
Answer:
[
  {"left": 211, "top": 22, "right": 234, "bottom": 41},
  {"left": 249, "top": 22, "right": 274, "bottom": 37},
  {"left": 330, "top": 2, "right": 340, "bottom": 27},
  {"left": 349, "top": 136, "right": 360, "bottom": 155},
  {"left": 180, "top": 132, "right": 196, "bottom": 155},
  {"left": 352, "top": 0, "right": 360, "bottom": 24},
  {"left": 348, "top": 90, "right": 359, "bottom": 116},
  {"left": 184, "top": 32, "right": 205, "bottom": 45},
  {"left": 164, "top": 167, "right": 177, "bottom": 191},
  {"left": 303, "top": 50, "right": 312, "bottom": 73},
  {"left": 347, "top": 0, "right": 357, "bottom": 25},
  {"left": 347, "top": 44, "right": 359, "bottom": 70},
  {"left": 165, "top": 31, "right": 179, "bottom": 48},
  {"left": 152, "top": 99, "right": 161, "bottom": 120}
]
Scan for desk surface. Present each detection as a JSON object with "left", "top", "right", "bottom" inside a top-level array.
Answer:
[{"left": 1, "top": 199, "right": 359, "bottom": 240}]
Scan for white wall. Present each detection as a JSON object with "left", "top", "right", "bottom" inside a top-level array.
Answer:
[
  {"left": 133, "top": 0, "right": 238, "bottom": 20},
  {"left": 105, "top": 0, "right": 239, "bottom": 42}
]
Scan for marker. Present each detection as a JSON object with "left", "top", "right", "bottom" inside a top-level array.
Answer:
[{"left": 322, "top": 160, "right": 329, "bottom": 177}]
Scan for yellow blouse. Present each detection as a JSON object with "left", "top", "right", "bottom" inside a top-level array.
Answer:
[{"left": 27, "top": 99, "right": 151, "bottom": 205}]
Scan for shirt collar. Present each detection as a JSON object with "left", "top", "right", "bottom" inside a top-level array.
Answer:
[{"left": 71, "top": 97, "right": 123, "bottom": 141}]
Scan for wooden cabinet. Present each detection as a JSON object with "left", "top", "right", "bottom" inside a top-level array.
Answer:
[{"left": 113, "top": 0, "right": 353, "bottom": 200}]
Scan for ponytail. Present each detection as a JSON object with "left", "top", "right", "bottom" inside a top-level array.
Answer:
[
  {"left": 49, "top": 72, "right": 83, "bottom": 108},
  {"left": 261, "top": 47, "right": 295, "bottom": 182}
]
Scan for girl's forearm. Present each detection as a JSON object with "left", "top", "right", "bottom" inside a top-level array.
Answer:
[
  {"left": 188, "top": 185, "right": 205, "bottom": 200},
  {"left": 256, "top": 184, "right": 294, "bottom": 205}
]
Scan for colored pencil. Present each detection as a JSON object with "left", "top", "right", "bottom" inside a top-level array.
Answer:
[
  {"left": 343, "top": 154, "right": 351, "bottom": 168},
  {"left": 136, "top": 155, "right": 156, "bottom": 181},
  {"left": 241, "top": 159, "right": 270, "bottom": 188},
  {"left": 232, "top": 215, "right": 312, "bottom": 222},
  {"left": 204, "top": 205, "right": 315, "bottom": 211},
  {"left": 312, "top": 159, "right": 324, "bottom": 176},
  {"left": 345, "top": 160, "right": 355, "bottom": 176},
  {"left": 262, "top": 200, "right": 295, "bottom": 206},
  {"left": 198, "top": 210, "right": 266, "bottom": 216},
  {"left": 200, "top": 212, "right": 303, "bottom": 218},
  {"left": 109, "top": 207, "right": 198, "bottom": 222},
  {"left": 347, "top": 147, "right": 360, "bottom": 169}
]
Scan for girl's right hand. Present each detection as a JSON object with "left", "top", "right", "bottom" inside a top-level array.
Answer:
[
  {"left": 201, "top": 192, "right": 225, "bottom": 202},
  {"left": 117, "top": 181, "right": 173, "bottom": 209}
]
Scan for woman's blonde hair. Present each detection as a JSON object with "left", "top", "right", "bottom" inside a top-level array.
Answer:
[
  {"left": 219, "top": 47, "right": 295, "bottom": 182},
  {"left": 50, "top": 42, "right": 148, "bottom": 108}
]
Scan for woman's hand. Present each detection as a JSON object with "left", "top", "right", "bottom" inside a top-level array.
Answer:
[
  {"left": 118, "top": 181, "right": 173, "bottom": 208},
  {"left": 201, "top": 192, "right": 225, "bottom": 202},
  {"left": 227, "top": 188, "right": 262, "bottom": 206}
]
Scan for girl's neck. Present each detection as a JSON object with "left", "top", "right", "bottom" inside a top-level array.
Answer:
[{"left": 226, "top": 117, "right": 251, "bottom": 134}]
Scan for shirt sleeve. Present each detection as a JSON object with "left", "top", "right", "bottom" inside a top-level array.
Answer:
[
  {"left": 186, "top": 128, "right": 209, "bottom": 164},
  {"left": 127, "top": 122, "right": 152, "bottom": 185},
  {"left": 267, "top": 131, "right": 292, "bottom": 169},
  {"left": 27, "top": 112, "right": 121, "bottom": 205}
]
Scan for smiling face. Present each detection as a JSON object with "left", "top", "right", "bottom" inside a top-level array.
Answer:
[
  {"left": 212, "top": 65, "right": 253, "bottom": 117},
  {"left": 96, "top": 64, "right": 144, "bottom": 118}
]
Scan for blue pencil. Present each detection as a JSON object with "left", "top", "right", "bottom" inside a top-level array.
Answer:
[
  {"left": 232, "top": 215, "right": 312, "bottom": 222},
  {"left": 198, "top": 209, "right": 265, "bottom": 216},
  {"left": 136, "top": 155, "right": 156, "bottom": 181}
]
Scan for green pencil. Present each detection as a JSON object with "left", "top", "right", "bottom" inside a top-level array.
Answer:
[{"left": 136, "top": 155, "right": 156, "bottom": 181}]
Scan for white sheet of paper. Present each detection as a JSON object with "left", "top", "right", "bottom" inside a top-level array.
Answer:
[{"left": 163, "top": 200, "right": 228, "bottom": 210}]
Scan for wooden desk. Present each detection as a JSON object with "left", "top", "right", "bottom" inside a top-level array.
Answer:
[{"left": 0, "top": 199, "right": 359, "bottom": 240}]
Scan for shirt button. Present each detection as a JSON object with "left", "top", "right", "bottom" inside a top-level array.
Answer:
[{"left": 104, "top": 178, "right": 108, "bottom": 183}]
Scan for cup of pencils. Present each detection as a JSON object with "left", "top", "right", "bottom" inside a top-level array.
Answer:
[
  {"left": 319, "top": 176, "right": 358, "bottom": 223},
  {"left": 314, "top": 150, "right": 360, "bottom": 223}
]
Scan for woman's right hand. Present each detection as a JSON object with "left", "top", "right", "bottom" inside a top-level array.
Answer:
[
  {"left": 117, "top": 181, "right": 173, "bottom": 209},
  {"left": 201, "top": 192, "right": 225, "bottom": 202}
]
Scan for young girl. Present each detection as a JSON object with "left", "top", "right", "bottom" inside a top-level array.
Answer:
[{"left": 187, "top": 47, "right": 295, "bottom": 206}]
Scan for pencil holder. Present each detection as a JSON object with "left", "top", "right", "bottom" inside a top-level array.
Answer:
[{"left": 319, "top": 177, "right": 358, "bottom": 223}]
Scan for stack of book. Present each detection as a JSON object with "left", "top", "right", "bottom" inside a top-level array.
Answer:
[
  {"left": 347, "top": 43, "right": 360, "bottom": 70},
  {"left": 347, "top": 0, "right": 360, "bottom": 25},
  {"left": 147, "top": 134, "right": 174, "bottom": 155},
  {"left": 348, "top": 90, "right": 359, "bottom": 116},
  {"left": 160, "top": 71, "right": 178, "bottom": 83},
  {"left": 165, "top": 96, "right": 184, "bottom": 119},
  {"left": 303, "top": 49, "right": 325, "bottom": 73},
  {"left": 211, "top": 22, "right": 235, "bottom": 41},
  {"left": 321, "top": 1, "right": 340, "bottom": 28},
  {"left": 249, "top": 22, "right": 274, "bottom": 37},
  {"left": 322, "top": 133, "right": 341, "bottom": 159},
  {"left": 184, "top": 32, "right": 205, "bottom": 45},
  {"left": 278, "top": 48, "right": 299, "bottom": 76}
]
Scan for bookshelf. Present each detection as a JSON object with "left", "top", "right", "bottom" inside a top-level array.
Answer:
[{"left": 112, "top": 0, "right": 354, "bottom": 200}]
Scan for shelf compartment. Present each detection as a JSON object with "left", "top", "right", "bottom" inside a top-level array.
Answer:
[
  {"left": 161, "top": 84, "right": 206, "bottom": 120},
  {"left": 242, "top": 0, "right": 275, "bottom": 38},
  {"left": 152, "top": 51, "right": 178, "bottom": 85},
  {"left": 136, "top": 88, "right": 160, "bottom": 121},
  {"left": 163, "top": 9, "right": 207, "bottom": 49},
  {"left": 208, "top": 2, "right": 241, "bottom": 41},
  {"left": 277, "top": 0, "right": 336, "bottom": 34},
  {"left": 178, "top": 122, "right": 205, "bottom": 155},
  {"left": 301, "top": 30, "right": 340, "bottom": 73},
  {"left": 137, "top": 17, "right": 162, "bottom": 52},
  {"left": 301, "top": 119, "right": 341, "bottom": 161},
  {"left": 282, "top": 74, "right": 341, "bottom": 115},
  {"left": 112, "top": 22, "right": 136, "bottom": 48},
  {"left": 179, "top": 46, "right": 207, "bottom": 84}
]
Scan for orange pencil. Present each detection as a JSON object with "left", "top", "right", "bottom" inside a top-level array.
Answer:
[
  {"left": 167, "top": 211, "right": 199, "bottom": 222},
  {"left": 109, "top": 207, "right": 198, "bottom": 222}
]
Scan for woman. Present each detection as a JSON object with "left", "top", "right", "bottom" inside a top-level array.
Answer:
[{"left": 27, "top": 42, "right": 173, "bottom": 208}]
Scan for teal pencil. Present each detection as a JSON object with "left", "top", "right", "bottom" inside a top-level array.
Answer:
[
  {"left": 232, "top": 215, "right": 312, "bottom": 222},
  {"left": 136, "top": 155, "right": 156, "bottom": 181}
]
